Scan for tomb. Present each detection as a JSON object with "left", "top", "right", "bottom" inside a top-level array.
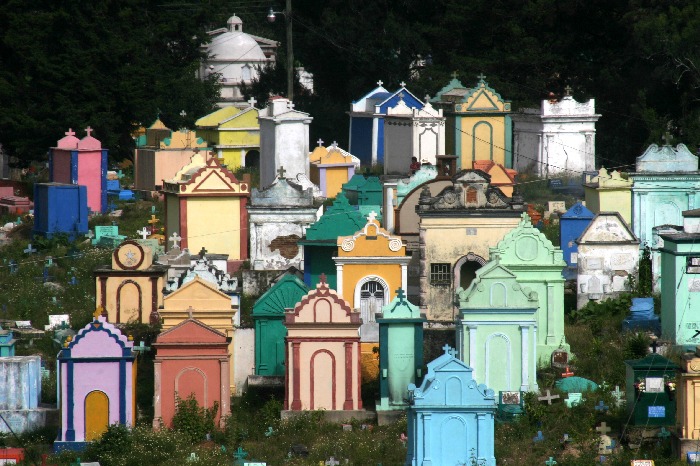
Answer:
[
  {"left": 252, "top": 274, "right": 309, "bottom": 378},
  {"left": 622, "top": 297, "right": 660, "bottom": 334},
  {"left": 406, "top": 344, "right": 496, "bottom": 466},
  {"left": 0, "top": 354, "right": 54, "bottom": 434},
  {"left": 152, "top": 316, "right": 231, "bottom": 429},
  {"left": 195, "top": 102, "right": 260, "bottom": 169},
  {"left": 472, "top": 160, "right": 517, "bottom": 196},
  {"left": 675, "top": 346, "right": 700, "bottom": 459},
  {"left": 282, "top": 276, "right": 367, "bottom": 421},
  {"left": 348, "top": 82, "right": 424, "bottom": 166},
  {"left": 489, "top": 213, "right": 570, "bottom": 363},
  {"left": 0, "top": 326, "right": 15, "bottom": 356},
  {"left": 416, "top": 169, "right": 525, "bottom": 321},
  {"left": 91, "top": 225, "right": 126, "bottom": 249},
  {"left": 431, "top": 74, "right": 513, "bottom": 169},
  {"left": 659, "top": 209, "right": 700, "bottom": 345},
  {"left": 249, "top": 175, "right": 319, "bottom": 271},
  {"left": 375, "top": 289, "right": 425, "bottom": 421},
  {"left": 456, "top": 261, "right": 539, "bottom": 394},
  {"left": 576, "top": 212, "right": 640, "bottom": 309},
  {"left": 33, "top": 184, "right": 88, "bottom": 239},
  {"left": 299, "top": 193, "right": 366, "bottom": 289},
  {"left": 106, "top": 178, "right": 134, "bottom": 202},
  {"left": 48, "top": 127, "right": 108, "bottom": 213},
  {"left": 133, "top": 119, "right": 211, "bottom": 192},
  {"left": 160, "top": 271, "right": 239, "bottom": 392},
  {"left": 258, "top": 96, "right": 313, "bottom": 188},
  {"left": 93, "top": 240, "right": 168, "bottom": 325},
  {"left": 0, "top": 194, "right": 32, "bottom": 215},
  {"left": 161, "top": 155, "right": 250, "bottom": 270},
  {"left": 309, "top": 142, "right": 359, "bottom": 198},
  {"left": 583, "top": 167, "right": 633, "bottom": 226},
  {"left": 511, "top": 89, "right": 600, "bottom": 176},
  {"left": 629, "top": 141, "right": 700, "bottom": 291},
  {"left": 54, "top": 313, "right": 136, "bottom": 451},
  {"left": 625, "top": 353, "right": 678, "bottom": 426},
  {"left": 383, "top": 97, "right": 445, "bottom": 175},
  {"left": 560, "top": 202, "right": 596, "bottom": 271}
]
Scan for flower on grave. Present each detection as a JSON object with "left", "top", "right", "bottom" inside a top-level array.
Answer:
[
  {"left": 666, "top": 381, "right": 676, "bottom": 392},
  {"left": 634, "top": 380, "right": 646, "bottom": 392}
]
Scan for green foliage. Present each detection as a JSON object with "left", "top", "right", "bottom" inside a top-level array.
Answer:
[
  {"left": 634, "top": 246, "right": 653, "bottom": 297},
  {"left": 171, "top": 394, "right": 219, "bottom": 444}
]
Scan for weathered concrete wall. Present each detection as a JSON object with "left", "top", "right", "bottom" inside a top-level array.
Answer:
[
  {"left": 233, "top": 328, "right": 255, "bottom": 396},
  {"left": 0, "top": 356, "right": 41, "bottom": 410}
]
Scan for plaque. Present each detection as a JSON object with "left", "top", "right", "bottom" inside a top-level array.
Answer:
[
  {"left": 500, "top": 391, "right": 521, "bottom": 405},
  {"left": 551, "top": 350, "right": 569, "bottom": 368},
  {"left": 586, "top": 257, "right": 603, "bottom": 270},
  {"left": 645, "top": 377, "right": 664, "bottom": 393},
  {"left": 648, "top": 405, "right": 665, "bottom": 418},
  {"left": 688, "top": 257, "right": 700, "bottom": 274}
]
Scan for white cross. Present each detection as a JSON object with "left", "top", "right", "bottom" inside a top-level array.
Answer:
[
  {"left": 376, "top": 80, "right": 383, "bottom": 87},
  {"left": 317, "top": 138, "right": 324, "bottom": 147},
  {"left": 180, "top": 110, "right": 187, "bottom": 118},
  {"left": 286, "top": 100, "right": 295, "bottom": 110},
  {"left": 85, "top": 230, "right": 95, "bottom": 240},
  {"left": 331, "top": 141, "right": 338, "bottom": 148},
  {"left": 367, "top": 211, "right": 377, "bottom": 222},
  {"left": 424, "top": 94, "right": 431, "bottom": 102},
  {"left": 596, "top": 422, "right": 611, "bottom": 435},
  {"left": 325, "top": 458, "right": 340, "bottom": 466},
  {"left": 400, "top": 81, "right": 406, "bottom": 87},
  {"left": 137, "top": 227, "right": 149, "bottom": 240},
  {"left": 248, "top": 97, "right": 257, "bottom": 107},
  {"left": 170, "top": 232, "right": 182, "bottom": 248}
]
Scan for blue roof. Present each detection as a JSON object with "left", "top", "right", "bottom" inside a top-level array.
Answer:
[{"left": 561, "top": 202, "right": 595, "bottom": 219}]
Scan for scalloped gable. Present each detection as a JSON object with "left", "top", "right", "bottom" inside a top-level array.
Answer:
[
  {"left": 160, "top": 129, "right": 207, "bottom": 149},
  {"left": 304, "top": 194, "right": 366, "bottom": 241},
  {"left": 635, "top": 143, "right": 699, "bottom": 173},
  {"left": 177, "top": 158, "right": 249, "bottom": 195},
  {"left": 456, "top": 260, "right": 539, "bottom": 309},
  {"left": 409, "top": 347, "right": 495, "bottom": 406},
  {"left": 431, "top": 77, "right": 468, "bottom": 103},
  {"left": 63, "top": 315, "right": 133, "bottom": 358},
  {"left": 337, "top": 216, "right": 405, "bottom": 257},
  {"left": 285, "top": 277, "right": 358, "bottom": 324},
  {"left": 381, "top": 289, "right": 421, "bottom": 319},
  {"left": 251, "top": 178, "right": 314, "bottom": 206},
  {"left": 577, "top": 212, "right": 639, "bottom": 244},
  {"left": 253, "top": 274, "right": 309, "bottom": 317},
  {"left": 458, "top": 78, "right": 511, "bottom": 113},
  {"left": 489, "top": 213, "right": 566, "bottom": 266}
]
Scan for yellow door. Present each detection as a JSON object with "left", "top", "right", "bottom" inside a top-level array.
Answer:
[{"left": 85, "top": 391, "right": 109, "bottom": 441}]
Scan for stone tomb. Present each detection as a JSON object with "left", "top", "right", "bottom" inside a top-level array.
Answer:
[
  {"left": 583, "top": 167, "right": 633, "bottom": 226},
  {"left": 456, "top": 260, "right": 539, "bottom": 394},
  {"left": 93, "top": 240, "right": 168, "bottom": 325},
  {"left": 559, "top": 202, "right": 595, "bottom": 270},
  {"left": 406, "top": 345, "right": 496, "bottom": 466},
  {"left": 282, "top": 276, "right": 369, "bottom": 422},
  {"left": 625, "top": 353, "right": 678, "bottom": 427},
  {"left": 54, "top": 314, "right": 136, "bottom": 451},
  {"left": 0, "top": 354, "right": 55, "bottom": 434},
  {"left": 249, "top": 176, "right": 318, "bottom": 271},
  {"left": 375, "top": 289, "right": 425, "bottom": 422},
  {"left": 152, "top": 317, "right": 231, "bottom": 429},
  {"left": 576, "top": 212, "right": 640, "bottom": 309},
  {"left": 309, "top": 142, "right": 359, "bottom": 199}
]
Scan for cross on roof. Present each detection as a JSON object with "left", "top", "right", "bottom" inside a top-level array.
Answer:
[
  {"left": 424, "top": 94, "right": 431, "bottom": 102},
  {"left": 65, "top": 128, "right": 75, "bottom": 137},
  {"left": 477, "top": 73, "right": 487, "bottom": 82},
  {"left": 537, "top": 389, "right": 560, "bottom": 405},
  {"left": 399, "top": 81, "right": 406, "bottom": 87},
  {"left": 198, "top": 247, "right": 207, "bottom": 258},
  {"left": 319, "top": 273, "right": 327, "bottom": 284},
  {"left": 85, "top": 126, "right": 93, "bottom": 137},
  {"left": 170, "top": 232, "right": 182, "bottom": 248},
  {"left": 331, "top": 141, "right": 338, "bottom": 148},
  {"left": 596, "top": 422, "right": 611, "bottom": 435},
  {"left": 367, "top": 211, "right": 377, "bottom": 222},
  {"left": 442, "top": 344, "right": 451, "bottom": 355},
  {"left": 248, "top": 96, "right": 257, "bottom": 107},
  {"left": 451, "top": 71, "right": 458, "bottom": 79},
  {"left": 564, "top": 85, "right": 573, "bottom": 96},
  {"left": 137, "top": 227, "right": 149, "bottom": 240},
  {"left": 132, "top": 341, "right": 151, "bottom": 354},
  {"left": 317, "top": 138, "right": 324, "bottom": 147},
  {"left": 187, "top": 306, "right": 195, "bottom": 319},
  {"left": 377, "top": 80, "right": 383, "bottom": 87},
  {"left": 663, "top": 131, "right": 673, "bottom": 145},
  {"left": 449, "top": 347, "right": 457, "bottom": 357},
  {"left": 286, "top": 100, "right": 295, "bottom": 110},
  {"left": 395, "top": 288, "right": 405, "bottom": 300},
  {"left": 277, "top": 166, "right": 287, "bottom": 178}
]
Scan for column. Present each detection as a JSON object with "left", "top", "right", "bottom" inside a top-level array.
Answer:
[
  {"left": 468, "top": 325, "right": 477, "bottom": 371},
  {"left": 536, "top": 134, "right": 543, "bottom": 177},
  {"left": 336, "top": 263, "right": 344, "bottom": 297},
  {"left": 546, "top": 283, "right": 557, "bottom": 345},
  {"left": 220, "top": 359, "right": 231, "bottom": 424},
  {"left": 401, "top": 263, "right": 408, "bottom": 292},
  {"left": 520, "top": 325, "right": 529, "bottom": 391},
  {"left": 384, "top": 182, "right": 397, "bottom": 233},
  {"left": 422, "top": 412, "right": 432, "bottom": 465},
  {"left": 532, "top": 326, "right": 539, "bottom": 391},
  {"left": 372, "top": 116, "right": 379, "bottom": 165},
  {"left": 291, "top": 342, "right": 302, "bottom": 410},
  {"left": 152, "top": 360, "right": 162, "bottom": 429},
  {"left": 344, "top": 342, "right": 353, "bottom": 410}
]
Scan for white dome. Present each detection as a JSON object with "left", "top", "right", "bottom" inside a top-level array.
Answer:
[{"left": 208, "top": 31, "right": 266, "bottom": 62}]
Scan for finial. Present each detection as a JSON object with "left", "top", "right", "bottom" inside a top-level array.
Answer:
[
  {"left": 451, "top": 71, "right": 458, "bottom": 79},
  {"left": 424, "top": 94, "right": 431, "bottom": 102},
  {"left": 247, "top": 96, "right": 257, "bottom": 108},
  {"left": 198, "top": 247, "right": 207, "bottom": 259},
  {"left": 442, "top": 344, "right": 451, "bottom": 355},
  {"left": 277, "top": 166, "right": 287, "bottom": 178},
  {"left": 85, "top": 126, "right": 93, "bottom": 137},
  {"left": 564, "top": 85, "right": 573, "bottom": 96},
  {"left": 477, "top": 73, "right": 487, "bottom": 83},
  {"left": 396, "top": 288, "right": 406, "bottom": 301},
  {"left": 662, "top": 131, "right": 673, "bottom": 146},
  {"left": 367, "top": 210, "right": 377, "bottom": 222},
  {"left": 316, "top": 138, "right": 324, "bottom": 147},
  {"left": 65, "top": 128, "right": 76, "bottom": 137},
  {"left": 93, "top": 306, "right": 104, "bottom": 319},
  {"left": 331, "top": 141, "right": 338, "bottom": 148},
  {"left": 376, "top": 80, "right": 384, "bottom": 87},
  {"left": 399, "top": 81, "right": 406, "bottom": 88},
  {"left": 319, "top": 273, "right": 327, "bottom": 284}
]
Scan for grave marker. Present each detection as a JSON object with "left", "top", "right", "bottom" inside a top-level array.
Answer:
[
  {"left": 325, "top": 458, "right": 340, "bottom": 466},
  {"left": 23, "top": 244, "right": 36, "bottom": 255},
  {"left": 533, "top": 431, "right": 544, "bottom": 442},
  {"left": 538, "top": 390, "right": 560, "bottom": 405},
  {"left": 561, "top": 366, "right": 574, "bottom": 377},
  {"left": 596, "top": 422, "right": 612, "bottom": 435},
  {"left": 137, "top": 227, "right": 149, "bottom": 240},
  {"left": 565, "top": 393, "right": 583, "bottom": 408},
  {"left": 595, "top": 401, "right": 609, "bottom": 413},
  {"left": 545, "top": 457, "right": 557, "bottom": 466}
]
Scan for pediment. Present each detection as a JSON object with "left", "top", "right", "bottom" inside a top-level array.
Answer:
[
  {"left": 164, "top": 277, "right": 231, "bottom": 304},
  {"left": 467, "top": 90, "right": 500, "bottom": 111},
  {"left": 579, "top": 213, "right": 638, "bottom": 244}
]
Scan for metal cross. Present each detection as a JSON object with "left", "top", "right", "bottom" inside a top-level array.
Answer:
[
  {"left": 248, "top": 97, "right": 257, "bottom": 107},
  {"left": 169, "top": 232, "right": 182, "bottom": 248},
  {"left": 538, "top": 389, "right": 560, "bottom": 405},
  {"left": 137, "top": 227, "right": 149, "bottom": 240},
  {"left": 277, "top": 166, "right": 287, "bottom": 178}
]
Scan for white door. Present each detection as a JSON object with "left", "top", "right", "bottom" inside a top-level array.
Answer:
[{"left": 360, "top": 281, "right": 385, "bottom": 323}]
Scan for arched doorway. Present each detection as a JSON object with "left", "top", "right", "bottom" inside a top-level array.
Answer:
[
  {"left": 85, "top": 390, "right": 109, "bottom": 441},
  {"left": 245, "top": 150, "right": 260, "bottom": 170},
  {"left": 454, "top": 253, "right": 487, "bottom": 291},
  {"left": 359, "top": 280, "right": 385, "bottom": 324}
]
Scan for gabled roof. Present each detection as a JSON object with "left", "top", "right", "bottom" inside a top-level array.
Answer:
[
  {"left": 489, "top": 213, "right": 566, "bottom": 267},
  {"left": 456, "top": 260, "right": 539, "bottom": 309},
  {"left": 576, "top": 212, "right": 639, "bottom": 245},
  {"left": 303, "top": 193, "right": 366, "bottom": 242},
  {"left": 253, "top": 274, "right": 309, "bottom": 317},
  {"left": 195, "top": 106, "right": 257, "bottom": 128},
  {"left": 155, "top": 317, "right": 227, "bottom": 343},
  {"left": 561, "top": 202, "right": 595, "bottom": 220}
]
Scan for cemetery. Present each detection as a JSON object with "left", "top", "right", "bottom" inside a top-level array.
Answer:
[{"left": 2, "top": 6, "right": 700, "bottom": 466}]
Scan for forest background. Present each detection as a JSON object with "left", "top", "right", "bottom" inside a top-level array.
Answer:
[{"left": 0, "top": 0, "right": 698, "bottom": 171}]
